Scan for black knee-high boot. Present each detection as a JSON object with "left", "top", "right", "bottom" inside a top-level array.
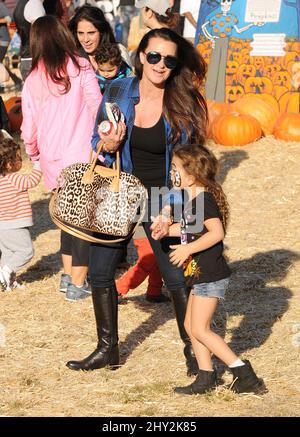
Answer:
[
  {"left": 171, "top": 287, "right": 199, "bottom": 376},
  {"left": 66, "top": 286, "right": 119, "bottom": 371}
]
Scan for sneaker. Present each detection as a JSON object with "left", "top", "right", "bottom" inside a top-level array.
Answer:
[
  {"left": 59, "top": 273, "right": 72, "bottom": 293},
  {"left": 11, "top": 280, "right": 25, "bottom": 290},
  {"left": 65, "top": 282, "right": 91, "bottom": 301},
  {"left": 145, "top": 293, "right": 171, "bottom": 303},
  {"left": 1, "top": 265, "right": 15, "bottom": 291},
  {"left": 0, "top": 268, "right": 7, "bottom": 291}
]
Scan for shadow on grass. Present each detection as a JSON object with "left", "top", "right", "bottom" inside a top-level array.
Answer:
[
  {"left": 119, "top": 296, "right": 174, "bottom": 362},
  {"left": 213, "top": 249, "right": 298, "bottom": 373},
  {"left": 119, "top": 249, "right": 298, "bottom": 369},
  {"left": 18, "top": 251, "right": 61, "bottom": 284},
  {"left": 31, "top": 197, "right": 57, "bottom": 242},
  {"left": 217, "top": 149, "right": 248, "bottom": 185}
]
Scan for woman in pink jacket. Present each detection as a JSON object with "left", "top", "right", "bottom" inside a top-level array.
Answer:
[{"left": 21, "top": 15, "right": 102, "bottom": 301}]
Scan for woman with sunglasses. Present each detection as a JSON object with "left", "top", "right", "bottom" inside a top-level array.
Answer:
[{"left": 66, "top": 28, "right": 208, "bottom": 376}]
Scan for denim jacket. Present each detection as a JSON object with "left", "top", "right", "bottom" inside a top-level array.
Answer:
[{"left": 91, "top": 76, "right": 188, "bottom": 187}]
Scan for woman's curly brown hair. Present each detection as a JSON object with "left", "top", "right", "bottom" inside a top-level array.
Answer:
[
  {"left": 0, "top": 137, "right": 21, "bottom": 176},
  {"left": 173, "top": 144, "right": 230, "bottom": 230}
]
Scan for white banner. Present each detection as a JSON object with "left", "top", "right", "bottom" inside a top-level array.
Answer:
[{"left": 245, "top": 0, "right": 282, "bottom": 23}]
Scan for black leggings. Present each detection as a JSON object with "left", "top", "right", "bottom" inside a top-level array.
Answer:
[{"left": 60, "top": 230, "right": 90, "bottom": 266}]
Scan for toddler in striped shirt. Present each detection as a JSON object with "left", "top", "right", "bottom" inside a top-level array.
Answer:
[{"left": 0, "top": 132, "right": 42, "bottom": 291}]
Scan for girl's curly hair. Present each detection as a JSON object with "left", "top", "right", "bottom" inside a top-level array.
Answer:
[
  {"left": 0, "top": 137, "right": 20, "bottom": 176},
  {"left": 173, "top": 144, "right": 230, "bottom": 231}
]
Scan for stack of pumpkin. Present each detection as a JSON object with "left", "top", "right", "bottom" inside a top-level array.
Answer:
[{"left": 207, "top": 95, "right": 300, "bottom": 146}]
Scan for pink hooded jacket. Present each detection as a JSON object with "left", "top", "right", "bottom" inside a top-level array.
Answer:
[{"left": 21, "top": 56, "right": 102, "bottom": 189}]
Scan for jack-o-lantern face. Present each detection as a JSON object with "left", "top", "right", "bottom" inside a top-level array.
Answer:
[
  {"left": 250, "top": 56, "right": 265, "bottom": 70},
  {"left": 226, "top": 82, "right": 245, "bottom": 103},
  {"left": 231, "top": 51, "right": 243, "bottom": 64},
  {"left": 273, "top": 70, "right": 292, "bottom": 89},
  {"left": 244, "top": 75, "right": 273, "bottom": 94},
  {"left": 226, "top": 59, "right": 239, "bottom": 76},
  {"left": 237, "top": 64, "right": 257, "bottom": 84},
  {"left": 263, "top": 63, "right": 281, "bottom": 78}
]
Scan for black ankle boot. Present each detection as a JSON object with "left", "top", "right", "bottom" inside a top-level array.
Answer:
[
  {"left": 66, "top": 286, "right": 120, "bottom": 371},
  {"left": 170, "top": 287, "right": 199, "bottom": 376},
  {"left": 230, "top": 360, "right": 267, "bottom": 394},
  {"left": 174, "top": 369, "right": 217, "bottom": 395}
]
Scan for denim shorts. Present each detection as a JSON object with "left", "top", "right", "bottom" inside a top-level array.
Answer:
[{"left": 192, "top": 277, "right": 230, "bottom": 300}]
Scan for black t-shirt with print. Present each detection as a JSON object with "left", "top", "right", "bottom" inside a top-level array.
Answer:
[{"left": 182, "top": 191, "right": 231, "bottom": 285}]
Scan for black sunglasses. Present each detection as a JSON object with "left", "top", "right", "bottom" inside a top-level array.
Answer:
[{"left": 145, "top": 51, "right": 178, "bottom": 70}]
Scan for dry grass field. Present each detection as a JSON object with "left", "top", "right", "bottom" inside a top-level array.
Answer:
[{"left": 0, "top": 99, "right": 299, "bottom": 416}]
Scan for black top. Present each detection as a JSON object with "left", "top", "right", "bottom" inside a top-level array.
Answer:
[
  {"left": 130, "top": 116, "right": 166, "bottom": 192},
  {"left": 182, "top": 191, "right": 231, "bottom": 285}
]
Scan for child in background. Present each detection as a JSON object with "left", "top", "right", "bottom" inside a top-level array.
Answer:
[
  {"left": 116, "top": 225, "right": 170, "bottom": 303},
  {"left": 0, "top": 132, "right": 42, "bottom": 290},
  {"left": 158, "top": 143, "right": 267, "bottom": 395},
  {"left": 94, "top": 43, "right": 132, "bottom": 94}
]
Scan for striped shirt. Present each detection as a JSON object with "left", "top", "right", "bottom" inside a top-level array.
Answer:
[{"left": 0, "top": 162, "right": 42, "bottom": 230}]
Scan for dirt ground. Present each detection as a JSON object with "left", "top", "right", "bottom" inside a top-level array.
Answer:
[{"left": 0, "top": 88, "right": 299, "bottom": 416}]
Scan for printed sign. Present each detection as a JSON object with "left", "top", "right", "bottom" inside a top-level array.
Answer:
[{"left": 245, "top": 0, "right": 282, "bottom": 23}]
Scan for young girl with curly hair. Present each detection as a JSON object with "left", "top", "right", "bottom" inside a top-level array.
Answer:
[
  {"left": 161, "top": 143, "right": 267, "bottom": 396},
  {"left": 0, "top": 133, "right": 42, "bottom": 290}
]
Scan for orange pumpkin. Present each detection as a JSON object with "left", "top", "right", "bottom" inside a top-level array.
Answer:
[
  {"left": 263, "top": 62, "right": 282, "bottom": 79},
  {"left": 273, "top": 70, "right": 292, "bottom": 89},
  {"left": 237, "top": 63, "right": 257, "bottom": 84},
  {"left": 279, "top": 91, "right": 300, "bottom": 113},
  {"left": 226, "top": 55, "right": 239, "bottom": 77},
  {"left": 250, "top": 56, "right": 265, "bottom": 70},
  {"left": 225, "top": 81, "right": 245, "bottom": 104},
  {"left": 272, "top": 85, "right": 289, "bottom": 100},
  {"left": 273, "top": 113, "right": 300, "bottom": 141},
  {"left": 4, "top": 97, "right": 21, "bottom": 113},
  {"left": 282, "top": 51, "right": 299, "bottom": 67},
  {"left": 285, "top": 41, "right": 300, "bottom": 52},
  {"left": 211, "top": 112, "right": 262, "bottom": 146},
  {"left": 8, "top": 105, "right": 22, "bottom": 133},
  {"left": 232, "top": 95, "right": 279, "bottom": 135},
  {"left": 245, "top": 92, "right": 280, "bottom": 111},
  {"left": 244, "top": 72, "right": 273, "bottom": 94},
  {"left": 231, "top": 51, "right": 243, "bottom": 64},
  {"left": 4, "top": 97, "right": 22, "bottom": 133},
  {"left": 206, "top": 100, "right": 229, "bottom": 138}
]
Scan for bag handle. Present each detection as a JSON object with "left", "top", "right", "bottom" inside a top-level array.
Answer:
[
  {"left": 83, "top": 141, "right": 120, "bottom": 192},
  {"left": 49, "top": 189, "right": 147, "bottom": 244}
]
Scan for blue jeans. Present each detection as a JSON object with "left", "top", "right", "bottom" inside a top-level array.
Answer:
[
  {"left": 89, "top": 222, "right": 186, "bottom": 293},
  {"left": 192, "top": 277, "right": 230, "bottom": 300}
]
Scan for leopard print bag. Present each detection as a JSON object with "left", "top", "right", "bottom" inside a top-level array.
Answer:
[{"left": 49, "top": 142, "right": 148, "bottom": 244}]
